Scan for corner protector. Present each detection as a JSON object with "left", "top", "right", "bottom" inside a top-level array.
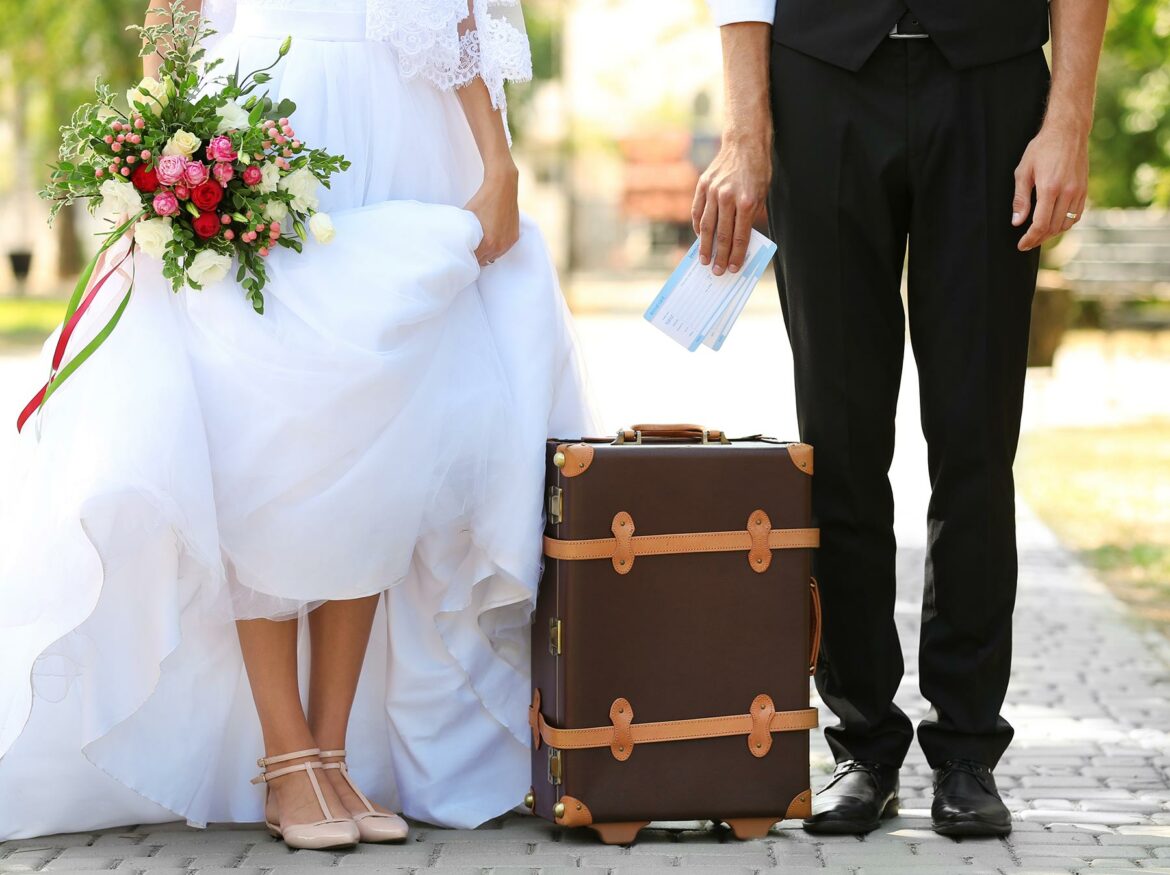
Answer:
[
  {"left": 784, "top": 788, "right": 812, "bottom": 820},
  {"left": 787, "top": 443, "right": 814, "bottom": 475},
  {"left": 555, "top": 795, "right": 593, "bottom": 827},
  {"left": 557, "top": 442, "right": 595, "bottom": 477}
]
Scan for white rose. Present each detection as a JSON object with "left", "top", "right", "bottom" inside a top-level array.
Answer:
[
  {"left": 214, "top": 100, "right": 250, "bottom": 134},
  {"left": 308, "top": 212, "right": 335, "bottom": 244},
  {"left": 263, "top": 199, "right": 289, "bottom": 224},
  {"left": 135, "top": 217, "right": 174, "bottom": 259},
  {"left": 187, "top": 249, "right": 233, "bottom": 288},
  {"left": 279, "top": 166, "right": 319, "bottom": 212},
  {"left": 96, "top": 177, "right": 143, "bottom": 222},
  {"left": 162, "top": 129, "right": 202, "bottom": 158},
  {"left": 126, "top": 76, "right": 169, "bottom": 115},
  {"left": 258, "top": 160, "right": 281, "bottom": 195}
]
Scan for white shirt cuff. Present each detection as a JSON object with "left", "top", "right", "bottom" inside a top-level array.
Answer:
[{"left": 706, "top": 0, "right": 775, "bottom": 26}]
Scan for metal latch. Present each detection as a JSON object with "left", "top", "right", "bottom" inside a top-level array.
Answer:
[
  {"left": 548, "top": 485, "right": 563, "bottom": 525},
  {"left": 549, "top": 618, "right": 562, "bottom": 655},
  {"left": 547, "top": 748, "right": 563, "bottom": 785}
]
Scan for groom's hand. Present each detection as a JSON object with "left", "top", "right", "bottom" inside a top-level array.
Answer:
[
  {"left": 694, "top": 135, "right": 772, "bottom": 276},
  {"left": 1012, "top": 120, "right": 1089, "bottom": 251},
  {"left": 694, "top": 21, "right": 773, "bottom": 276}
]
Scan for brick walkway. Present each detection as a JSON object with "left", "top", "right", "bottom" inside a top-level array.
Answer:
[{"left": 2, "top": 313, "right": 1170, "bottom": 874}]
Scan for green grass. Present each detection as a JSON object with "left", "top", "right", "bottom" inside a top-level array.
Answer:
[
  {"left": 0, "top": 297, "right": 68, "bottom": 348},
  {"left": 1017, "top": 421, "right": 1170, "bottom": 630}
]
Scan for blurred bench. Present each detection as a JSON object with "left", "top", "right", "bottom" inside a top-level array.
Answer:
[{"left": 1059, "top": 209, "right": 1170, "bottom": 307}]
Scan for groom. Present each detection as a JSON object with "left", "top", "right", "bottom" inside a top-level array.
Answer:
[{"left": 698, "top": 0, "right": 1106, "bottom": 836}]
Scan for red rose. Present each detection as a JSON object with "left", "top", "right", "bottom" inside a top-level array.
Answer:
[
  {"left": 131, "top": 164, "right": 159, "bottom": 193},
  {"left": 192, "top": 211, "right": 221, "bottom": 239},
  {"left": 191, "top": 180, "right": 224, "bottom": 211},
  {"left": 242, "top": 165, "right": 263, "bottom": 186}
]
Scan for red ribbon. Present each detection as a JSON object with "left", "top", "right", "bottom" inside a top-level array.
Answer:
[{"left": 16, "top": 246, "right": 132, "bottom": 434}]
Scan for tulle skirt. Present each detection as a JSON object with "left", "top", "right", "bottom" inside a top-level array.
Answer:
[{"left": 0, "top": 14, "right": 597, "bottom": 838}]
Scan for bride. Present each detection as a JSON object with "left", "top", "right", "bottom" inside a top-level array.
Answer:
[{"left": 0, "top": 0, "right": 596, "bottom": 848}]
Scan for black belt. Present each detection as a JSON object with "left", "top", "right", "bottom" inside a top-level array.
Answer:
[{"left": 889, "top": 10, "right": 929, "bottom": 39}]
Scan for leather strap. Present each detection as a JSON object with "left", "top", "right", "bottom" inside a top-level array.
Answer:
[
  {"left": 544, "top": 511, "right": 819, "bottom": 573},
  {"left": 529, "top": 690, "right": 818, "bottom": 760}
]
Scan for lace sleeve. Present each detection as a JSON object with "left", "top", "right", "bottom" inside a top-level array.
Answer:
[{"left": 367, "top": 0, "right": 532, "bottom": 137}]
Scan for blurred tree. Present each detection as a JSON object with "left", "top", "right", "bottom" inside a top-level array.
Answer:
[
  {"left": 1090, "top": 0, "right": 1170, "bottom": 207},
  {"left": 0, "top": 0, "right": 143, "bottom": 274}
]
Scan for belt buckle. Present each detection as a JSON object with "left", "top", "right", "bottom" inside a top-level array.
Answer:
[{"left": 889, "top": 20, "right": 929, "bottom": 39}]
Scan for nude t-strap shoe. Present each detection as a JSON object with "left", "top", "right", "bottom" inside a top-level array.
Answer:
[
  {"left": 251, "top": 748, "right": 360, "bottom": 850},
  {"left": 319, "top": 749, "right": 409, "bottom": 843}
]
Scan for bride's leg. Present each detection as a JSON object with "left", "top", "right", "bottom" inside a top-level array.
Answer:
[
  {"left": 236, "top": 618, "right": 350, "bottom": 830},
  {"left": 306, "top": 596, "right": 393, "bottom": 814}
]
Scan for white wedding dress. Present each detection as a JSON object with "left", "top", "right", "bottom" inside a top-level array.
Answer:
[{"left": 0, "top": 0, "right": 597, "bottom": 838}]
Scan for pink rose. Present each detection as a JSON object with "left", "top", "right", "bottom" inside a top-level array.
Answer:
[
  {"left": 206, "top": 135, "right": 237, "bottom": 163},
  {"left": 156, "top": 154, "right": 187, "bottom": 186},
  {"left": 152, "top": 190, "right": 179, "bottom": 217},
  {"left": 212, "top": 162, "right": 235, "bottom": 185},
  {"left": 183, "top": 161, "right": 209, "bottom": 186},
  {"left": 242, "top": 165, "right": 263, "bottom": 186}
]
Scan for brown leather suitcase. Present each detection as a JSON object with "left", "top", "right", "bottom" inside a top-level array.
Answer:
[{"left": 525, "top": 424, "right": 822, "bottom": 844}]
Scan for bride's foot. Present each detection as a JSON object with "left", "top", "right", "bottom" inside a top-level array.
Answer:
[
  {"left": 253, "top": 748, "right": 360, "bottom": 850},
  {"left": 320, "top": 749, "right": 409, "bottom": 843}
]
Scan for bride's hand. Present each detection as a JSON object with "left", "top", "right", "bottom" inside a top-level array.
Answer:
[{"left": 465, "top": 163, "right": 520, "bottom": 266}]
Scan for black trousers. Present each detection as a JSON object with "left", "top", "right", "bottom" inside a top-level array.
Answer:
[{"left": 768, "top": 37, "right": 1049, "bottom": 769}]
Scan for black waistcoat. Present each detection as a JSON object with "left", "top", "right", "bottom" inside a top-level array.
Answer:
[{"left": 772, "top": 0, "right": 1050, "bottom": 71}]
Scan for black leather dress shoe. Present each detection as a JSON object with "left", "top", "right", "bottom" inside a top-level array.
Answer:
[
  {"left": 802, "top": 760, "right": 900, "bottom": 835},
  {"left": 931, "top": 760, "right": 1012, "bottom": 837}
]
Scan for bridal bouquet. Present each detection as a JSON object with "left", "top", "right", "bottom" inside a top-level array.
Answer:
[{"left": 21, "top": 1, "right": 350, "bottom": 432}]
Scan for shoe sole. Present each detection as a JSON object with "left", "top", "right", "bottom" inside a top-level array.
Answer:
[
  {"left": 802, "top": 797, "right": 900, "bottom": 835},
  {"left": 932, "top": 819, "right": 1012, "bottom": 838}
]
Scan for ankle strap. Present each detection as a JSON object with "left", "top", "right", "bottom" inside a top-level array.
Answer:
[
  {"left": 251, "top": 759, "right": 327, "bottom": 784},
  {"left": 319, "top": 749, "right": 347, "bottom": 760},
  {"left": 256, "top": 747, "right": 321, "bottom": 769}
]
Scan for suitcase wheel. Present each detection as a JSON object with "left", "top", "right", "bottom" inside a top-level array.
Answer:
[
  {"left": 723, "top": 817, "right": 780, "bottom": 840},
  {"left": 589, "top": 821, "right": 651, "bottom": 845}
]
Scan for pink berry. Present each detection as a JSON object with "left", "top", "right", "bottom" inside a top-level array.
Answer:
[
  {"left": 259, "top": 247, "right": 269, "bottom": 256},
  {"left": 246, "top": 210, "right": 253, "bottom": 219},
  {"left": 270, "top": 222, "right": 281, "bottom": 234},
  {"left": 112, "top": 121, "right": 122, "bottom": 132},
  {"left": 221, "top": 214, "right": 232, "bottom": 225},
  {"left": 256, "top": 223, "right": 266, "bottom": 232},
  {"left": 291, "top": 140, "right": 302, "bottom": 150},
  {"left": 262, "top": 140, "right": 272, "bottom": 149},
  {"left": 121, "top": 167, "right": 131, "bottom": 176},
  {"left": 103, "top": 135, "right": 114, "bottom": 144},
  {"left": 134, "top": 117, "right": 145, "bottom": 129},
  {"left": 116, "top": 133, "right": 125, "bottom": 142},
  {"left": 126, "top": 155, "right": 137, "bottom": 164},
  {"left": 129, "top": 134, "right": 141, "bottom": 145},
  {"left": 140, "top": 150, "right": 151, "bottom": 160},
  {"left": 111, "top": 142, "right": 122, "bottom": 153},
  {"left": 95, "top": 168, "right": 104, "bottom": 178},
  {"left": 112, "top": 156, "right": 122, "bottom": 165},
  {"left": 108, "top": 163, "right": 118, "bottom": 174},
  {"left": 224, "top": 229, "right": 235, "bottom": 240}
]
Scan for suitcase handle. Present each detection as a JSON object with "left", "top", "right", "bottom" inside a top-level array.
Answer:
[
  {"left": 615, "top": 423, "right": 729, "bottom": 445},
  {"left": 809, "top": 578, "right": 822, "bottom": 676}
]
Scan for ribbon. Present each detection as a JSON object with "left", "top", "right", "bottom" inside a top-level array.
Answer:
[{"left": 16, "top": 214, "right": 142, "bottom": 434}]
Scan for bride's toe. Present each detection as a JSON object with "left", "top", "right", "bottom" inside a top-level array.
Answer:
[{"left": 353, "top": 810, "right": 410, "bottom": 843}]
